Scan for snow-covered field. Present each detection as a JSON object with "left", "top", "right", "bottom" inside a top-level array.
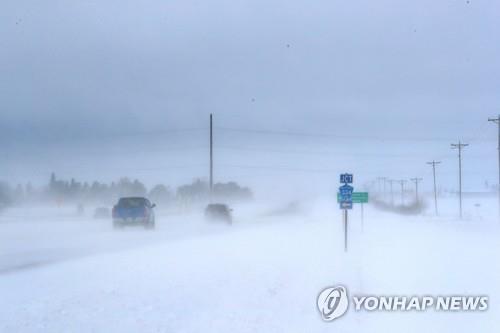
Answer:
[{"left": 0, "top": 198, "right": 499, "bottom": 332}]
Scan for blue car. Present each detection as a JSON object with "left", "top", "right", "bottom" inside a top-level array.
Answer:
[{"left": 112, "top": 197, "right": 156, "bottom": 229}]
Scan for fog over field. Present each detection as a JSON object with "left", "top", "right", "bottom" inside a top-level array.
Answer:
[{"left": 1, "top": 0, "right": 499, "bottom": 332}]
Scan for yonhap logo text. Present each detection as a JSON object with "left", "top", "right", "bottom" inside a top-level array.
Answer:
[{"left": 317, "top": 285, "right": 488, "bottom": 321}]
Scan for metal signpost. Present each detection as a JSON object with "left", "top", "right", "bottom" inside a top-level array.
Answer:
[{"left": 338, "top": 174, "right": 353, "bottom": 252}]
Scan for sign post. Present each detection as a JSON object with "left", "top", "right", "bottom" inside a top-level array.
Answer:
[
  {"left": 338, "top": 173, "right": 353, "bottom": 252},
  {"left": 343, "top": 209, "right": 348, "bottom": 251},
  {"left": 337, "top": 191, "right": 369, "bottom": 233},
  {"left": 361, "top": 203, "right": 364, "bottom": 232}
]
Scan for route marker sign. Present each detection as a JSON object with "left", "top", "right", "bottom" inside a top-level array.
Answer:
[{"left": 338, "top": 184, "right": 354, "bottom": 201}]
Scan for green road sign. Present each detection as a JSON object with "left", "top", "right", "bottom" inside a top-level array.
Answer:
[{"left": 337, "top": 192, "right": 368, "bottom": 203}]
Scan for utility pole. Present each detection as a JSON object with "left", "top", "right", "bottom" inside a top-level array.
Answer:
[
  {"left": 380, "top": 177, "right": 387, "bottom": 200},
  {"left": 427, "top": 161, "right": 441, "bottom": 215},
  {"left": 383, "top": 178, "right": 387, "bottom": 201},
  {"left": 209, "top": 114, "right": 213, "bottom": 199},
  {"left": 376, "top": 177, "right": 384, "bottom": 195},
  {"left": 388, "top": 179, "right": 395, "bottom": 206},
  {"left": 398, "top": 180, "right": 407, "bottom": 205},
  {"left": 488, "top": 115, "right": 500, "bottom": 220},
  {"left": 451, "top": 141, "right": 469, "bottom": 219},
  {"left": 410, "top": 177, "right": 423, "bottom": 205}
]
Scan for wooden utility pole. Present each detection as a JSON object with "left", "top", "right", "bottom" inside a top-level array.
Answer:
[
  {"left": 410, "top": 177, "right": 423, "bottom": 205},
  {"left": 451, "top": 141, "right": 468, "bottom": 219},
  {"left": 388, "top": 179, "right": 395, "bottom": 206},
  {"left": 209, "top": 114, "right": 213, "bottom": 199},
  {"left": 377, "top": 177, "right": 387, "bottom": 200},
  {"left": 488, "top": 115, "right": 500, "bottom": 220},
  {"left": 427, "top": 161, "right": 441, "bottom": 215},
  {"left": 398, "top": 180, "right": 407, "bottom": 205}
]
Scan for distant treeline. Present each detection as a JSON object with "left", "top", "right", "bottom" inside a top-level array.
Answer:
[{"left": 0, "top": 173, "right": 252, "bottom": 208}]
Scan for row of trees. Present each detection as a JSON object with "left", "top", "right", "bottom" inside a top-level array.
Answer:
[
  {"left": 0, "top": 173, "right": 252, "bottom": 208},
  {"left": 177, "top": 179, "right": 252, "bottom": 201}
]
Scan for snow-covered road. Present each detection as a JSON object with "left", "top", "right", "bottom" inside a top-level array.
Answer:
[
  {"left": 0, "top": 200, "right": 499, "bottom": 332},
  {"left": 0, "top": 205, "right": 237, "bottom": 274}
]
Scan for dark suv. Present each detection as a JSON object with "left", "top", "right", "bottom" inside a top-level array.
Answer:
[
  {"left": 112, "top": 197, "right": 156, "bottom": 229},
  {"left": 205, "top": 203, "right": 232, "bottom": 224}
]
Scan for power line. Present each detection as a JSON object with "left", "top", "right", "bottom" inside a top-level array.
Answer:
[
  {"left": 99, "top": 127, "right": 208, "bottom": 138},
  {"left": 216, "top": 145, "right": 455, "bottom": 158},
  {"left": 38, "top": 128, "right": 209, "bottom": 143},
  {"left": 215, "top": 126, "right": 494, "bottom": 142},
  {"left": 49, "top": 164, "right": 208, "bottom": 173},
  {"left": 218, "top": 163, "right": 338, "bottom": 174}
]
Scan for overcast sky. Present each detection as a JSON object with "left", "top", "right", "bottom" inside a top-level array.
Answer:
[{"left": 1, "top": 0, "right": 499, "bottom": 195}]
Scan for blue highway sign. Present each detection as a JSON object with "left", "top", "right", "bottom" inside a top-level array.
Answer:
[{"left": 338, "top": 184, "right": 354, "bottom": 200}]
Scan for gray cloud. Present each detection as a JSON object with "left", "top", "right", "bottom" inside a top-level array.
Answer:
[{"left": 0, "top": 0, "right": 499, "bottom": 192}]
